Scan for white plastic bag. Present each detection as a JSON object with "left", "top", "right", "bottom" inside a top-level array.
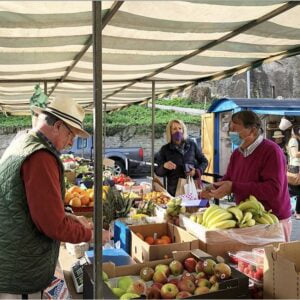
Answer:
[{"left": 184, "top": 176, "right": 198, "bottom": 200}]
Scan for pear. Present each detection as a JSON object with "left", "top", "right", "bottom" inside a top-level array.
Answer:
[
  {"left": 120, "top": 292, "right": 140, "bottom": 300},
  {"left": 112, "top": 287, "right": 125, "bottom": 297},
  {"left": 117, "top": 276, "right": 133, "bottom": 291}
]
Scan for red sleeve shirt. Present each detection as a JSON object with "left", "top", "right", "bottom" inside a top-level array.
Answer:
[{"left": 21, "top": 150, "right": 92, "bottom": 243}]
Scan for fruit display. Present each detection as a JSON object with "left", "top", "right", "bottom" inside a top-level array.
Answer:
[
  {"left": 189, "top": 195, "right": 279, "bottom": 229},
  {"left": 106, "top": 257, "right": 235, "bottom": 299},
  {"left": 142, "top": 191, "right": 171, "bottom": 205},
  {"left": 64, "top": 185, "right": 95, "bottom": 207},
  {"left": 113, "top": 174, "right": 133, "bottom": 185},
  {"left": 166, "top": 197, "right": 186, "bottom": 225}
]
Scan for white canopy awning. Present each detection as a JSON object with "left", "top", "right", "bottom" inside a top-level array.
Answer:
[{"left": 0, "top": 0, "right": 299, "bottom": 114}]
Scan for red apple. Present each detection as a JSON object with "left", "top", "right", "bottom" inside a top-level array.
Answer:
[
  {"left": 151, "top": 282, "right": 163, "bottom": 290},
  {"left": 195, "top": 260, "right": 205, "bottom": 273},
  {"left": 183, "top": 257, "right": 197, "bottom": 273},
  {"left": 153, "top": 270, "right": 168, "bottom": 284},
  {"left": 177, "top": 279, "right": 196, "bottom": 294},
  {"left": 146, "top": 286, "right": 161, "bottom": 299},
  {"left": 127, "top": 279, "right": 147, "bottom": 295},
  {"left": 181, "top": 271, "right": 195, "bottom": 283},
  {"left": 160, "top": 283, "right": 179, "bottom": 299},
  {"left": 169, "top": 260, "right": 184, "bottom": 276},
  {"left": 168, "top": 278, "right": 179, "bottom": 287},
  {"left": 175, "top": 291, "right": 192, "bottom": 299}
]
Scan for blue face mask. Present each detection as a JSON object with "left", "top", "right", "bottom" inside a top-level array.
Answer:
[{"left": 229, "top": 131, "right": 243, "bottom": 146}]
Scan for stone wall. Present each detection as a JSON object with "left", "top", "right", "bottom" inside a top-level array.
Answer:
[{"left": 0, "top": 124, "right": 201, "bottom": 161}]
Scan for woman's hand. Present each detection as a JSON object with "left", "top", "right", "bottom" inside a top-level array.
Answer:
[
  {"left": 186, "top": 167, "right": 196, "bottom": 177},
  {"left": 164, "top": 161, "right": 176, "bottom": 170}
]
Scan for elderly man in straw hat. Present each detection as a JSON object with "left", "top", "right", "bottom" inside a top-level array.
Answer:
[{"left": 0, "top": 95, "right": 93, "bottom": 298}]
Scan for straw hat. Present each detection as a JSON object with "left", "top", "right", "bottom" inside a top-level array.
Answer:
[
  {"left": 279, "top": 117, "right": 292, "bottom": 131},
  {"left": 272, "top": 130, "right": 284, "bottom": 139},
  {"left": 31, "top": 94, "right": 89, "bottom": 138}
]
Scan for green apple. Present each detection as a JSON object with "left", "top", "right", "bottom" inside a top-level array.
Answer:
[{"left": 117, "top": 276, "right": 133, "bottom": 291}]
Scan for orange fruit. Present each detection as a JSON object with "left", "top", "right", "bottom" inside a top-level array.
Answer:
[
  {"left": 68, "top": 186, "right": 82, "bottom": 194},
  {"left": 136, "top": 232, "right": 144, "bottom": 240},
  {"left": 69, "top": 197, "right": 81, "bottom": 207},
  {"left": 88, "top": 201, "right": 94, "bottom": 207},
  {"left": 154, "top": 239, "right": 168, "bottom": 245},
  {"left": 80, "top": 194, "right": 90, "bottom": 206},
  {"left": 64, "top": 191, "right": 72, "bottom": 204},
  {"left": 145, "top": 236, "right": 155, "bottom": 245},
  {"left": 161, "top": 235, "right": 172, "bottom": 244}
]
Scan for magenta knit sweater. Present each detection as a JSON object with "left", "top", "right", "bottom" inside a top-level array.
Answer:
[{"left": 223, "top": 139, "right": 291, "bottom": 220}]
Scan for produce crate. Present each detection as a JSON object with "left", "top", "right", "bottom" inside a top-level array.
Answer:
[
  {"left": 180, "top": 214, "right": 285, "bottom": 258},
  {"left": 83, "top": 249, "right": 250, "bottom": 299},
  {"left": 130, "top": 222, "right": 199, "bottom": 262}
]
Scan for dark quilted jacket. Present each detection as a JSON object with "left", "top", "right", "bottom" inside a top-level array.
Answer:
[
  {"left": 155, "top": 139, "right": 208, "bottom": 196},
  {"left": 0, "top": 131, "right": 64, "bottom": 293}
]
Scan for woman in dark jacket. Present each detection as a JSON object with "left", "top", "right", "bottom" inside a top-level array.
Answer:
[{"left": 155, "top": 119, "right": 208, "bottom": 196}]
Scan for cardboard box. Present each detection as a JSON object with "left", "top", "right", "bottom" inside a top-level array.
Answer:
[
  {"left": 83, "top": 249, "right": 250, "bottom": 299},
  {"left": 130, "top": 222, "right": 199, "bottom": 262},
  {"left": 180, "top": 214, "right": 285, "bottom": 258},
  {"left": 264, "top": 241, "right": 300, "bottom": 299}
]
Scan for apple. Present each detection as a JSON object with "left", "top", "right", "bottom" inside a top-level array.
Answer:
[
  {"left": 151, "top": 282, "right": 163, "bottom": 290},
  {"left": 214, "top": 262, "right": 231, "bottom": 280},
  {"left": 210, "top": 282, "right": 219, "bottom": 292},
  {"left": 196, "top": 278, "right": 211, "bottom": 288},
  {"left": 181, "top": 271, "right": 195, "bottom": 283},
  {"left": 168, "top": 278, "right": 179, "bottom": 287},
  {"left": 169, "top": 260, "right": 184, "bottom": 276},
  {"left": 155, "top": 264, "right": 170, "bottom": 276},
  {"left": 153, "top": 270, "right": 168, "bottom": 284},
  {"left": 195, "top": 260, "right": 205, "bottom": 273},
  {"left": 112, "top": 287, "right": 125, "bottom": 298},
  {"left": 194, "top": 286, "right": 210, "bottom": 295},
  {"left": 195, "top": 272, "right": 206, "bottom": 281},
  {"left": 209, "top": 275, "right": 218, "bottom": 285},
  {"left": 183, "top": 257, "right": 197, "bottom": 273},
  {"left": 146, "top": 286, "right": 161, "bottom": 299},
  {"left": 127, "top": 279, "right": 147, "bottom": 295},
  {"left": 140, "top": 266, "right": 154, "bottom": 281},
  {"left": 177, "top": 279, "right": 196, "bottom": 294},
  {"left": 160, "top": 283, "right": 179, "bottom": 299},
  {"left": 176, "top": 291, "right": 192, "bottom": 299},
  {"left": 203, "top": 258, "right": 216, "bottom": 275}
]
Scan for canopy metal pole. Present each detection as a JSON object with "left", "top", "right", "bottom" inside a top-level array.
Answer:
[
  {"left": 246, "top": 71, "right": 251, "bottom": 98},
  {"left": 103, "top": 103, "right": 106, "bottom": 150},
  {"left": 43, "top": 81, "right": 47, "bottom": 95},
  {"left": 92, "top": 2, "right": 103, "bottom": 299},
  {"left": 151, "top": 81, "right": 155, "bottom": 181}
]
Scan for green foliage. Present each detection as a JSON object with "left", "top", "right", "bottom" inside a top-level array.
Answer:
[
  {"left": 155, "top": 97, "right": 208, "bottom": 109},
  {"left": 1, "top": 101, "right": 201, "bottom": 135},
  {"left": 0, "top": 114, "right": 32, "bottom": 128}
]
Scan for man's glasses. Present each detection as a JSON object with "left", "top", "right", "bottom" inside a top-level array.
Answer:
[{"left": 63, "top": 122, "right": 75, "bottom": 140}]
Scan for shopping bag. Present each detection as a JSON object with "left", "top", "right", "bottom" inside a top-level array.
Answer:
[
  {"left": 287, "top": 171, "right": 300, "bottom": 185},
  {"left": 175, "top": 178, "right": 187, "bottom": 197},
  {"left": 184, "top": 176, "right": 198, "bottom": 200}
]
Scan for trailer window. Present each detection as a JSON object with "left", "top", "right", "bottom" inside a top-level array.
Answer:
[{"left": 77, "top": 137, "right": 87, "bottom": 149}]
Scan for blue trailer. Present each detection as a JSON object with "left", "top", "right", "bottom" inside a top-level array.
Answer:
[{"left": 201, "top": 98, "right": 300, "bottom": 180}]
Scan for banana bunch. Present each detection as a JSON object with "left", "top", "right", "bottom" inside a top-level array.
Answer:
[
  {"left": 166, "top": 197, "right": 186, "bottom": 217},
  {"left": 237, "top": 195, "right": 279, "bottom": 225},
  {"left": 190, "top": 205, "right": 237, "bottom": 229},
  {"left": 189, "top": 196, "right": 279, "bottom": 230}
]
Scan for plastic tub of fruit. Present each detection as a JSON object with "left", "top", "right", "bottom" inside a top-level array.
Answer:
[{"left": 227, "top": 250, "right": 264, "bottom": 282}]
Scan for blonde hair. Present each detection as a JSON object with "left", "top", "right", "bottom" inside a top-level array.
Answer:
[{"left": 166, "top": 119, "right": 188, "bottom": 143}]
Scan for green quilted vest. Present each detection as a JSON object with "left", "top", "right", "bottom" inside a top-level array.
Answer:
[{"left": 0, "top": 131, "right": 65, "bottom": 293}]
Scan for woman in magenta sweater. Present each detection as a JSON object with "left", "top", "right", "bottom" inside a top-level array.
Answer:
[{"left": 201, "top": 110, "right": 292, "bottom": 241}]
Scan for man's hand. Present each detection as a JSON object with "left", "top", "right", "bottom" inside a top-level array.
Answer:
[
  {"left": 164, "top": 161, "right": 176, "bottom": 170},
  {"left": 210, "top": 181, "right": 232, "bottom": 199}
]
